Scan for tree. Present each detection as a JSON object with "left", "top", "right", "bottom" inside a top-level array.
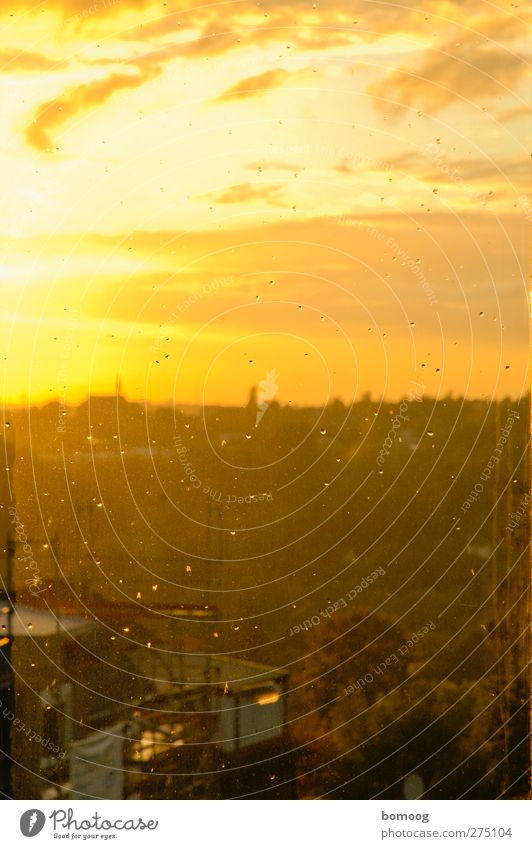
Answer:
[{"left": 291, "top": 610, "right": 502, "bottom": 799}]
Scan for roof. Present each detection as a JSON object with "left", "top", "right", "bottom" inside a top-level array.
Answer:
[{"left": 0, "top": 603, "right": 96, "bottom": 638}]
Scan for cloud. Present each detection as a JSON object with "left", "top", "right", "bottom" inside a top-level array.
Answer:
[
  {"left": 118, "top": 3, "right": 364, "bottom": 50},
  {"left": 1, "top": 0, "right": 151, "bottom": 17},
  {"left": 332, "top": 156, "right": 398, "bottom": 176},
  {"left": 333, "top": 150, "right": 531, "bottom": 201},
  {"left": 0, "top": 48, "right": 61, "bottom": 72},
  {"left": 246, "top": 161, "right": 303, "bottom": 172},
  {"left": 24, "top": 34, "right": 206, "bottom": 151},
  {"left": 24, "top": 32, "right": 243, "bottom": 151},
  {"left": 419, "top": 155, "right": 532, "bottom": 185},
  {"left": 333, "top": 157, "right": 357, "bottom": 175},
  {"left": 98, "top": 0, "right": 392, "bottom": 64},
  {"left": 371, "top": 38, "right": 529, "bottom": 114},
  {"left": 211, "top": 69, "right": 294, "bottom": 103},
  {"left": 25, "top": 67, "right": 161, "bottom": 151},
  {"left": 200, "top": 183, "right": 285, "bottom": 205},
  {"left": 495, "top": 104, "right": 531, "bottom": 123}
]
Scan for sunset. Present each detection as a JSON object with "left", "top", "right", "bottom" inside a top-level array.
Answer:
[{"left": 0, "top": 0, "right": 529, "bottom": 405}]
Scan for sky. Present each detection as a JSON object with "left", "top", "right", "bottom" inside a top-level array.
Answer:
[{"left": 0, "top": 0, "right": 530, "bottom": 406}]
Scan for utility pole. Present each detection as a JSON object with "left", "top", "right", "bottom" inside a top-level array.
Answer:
[
  {"left": 0, "top": 533, "right": 16, "bottom": 797},
  {"left": 529, "top": 389, "right": 532, "bottom": 800},
  {"left": 204, "top": 498, "right": 222, "bottom": 703}
]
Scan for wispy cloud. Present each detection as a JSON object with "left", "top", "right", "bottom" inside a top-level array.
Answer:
[
  {"left": 495, "top": 104, "right": 531, "bottom": 123},
  {"left": 419, "top": 156, "right": 532, "bottom": 185},
  {"left": 24, "top": 31, "right": 246, "bottom": 151},
  {"left": 200, "top": 183, "right": 285, "bottom": 205},
  {"left": 371, "top": 35, "right": 529, "bottom": 114},
  {"left": 211, "top": 68, "right": 295, "bottom": 103},
  {"left": 25, "top": 67, "right": 161, "bottom": 151},
  {"left": 0, "top": 48, "right": 62, "bottom": 72},
  {"left": 246, "top": 161, "right": 303, "bottom": 172}
]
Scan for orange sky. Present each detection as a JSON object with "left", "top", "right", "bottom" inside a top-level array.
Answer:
[{"left": 0, "top": 0, "right": 530, "bottom": 405}]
